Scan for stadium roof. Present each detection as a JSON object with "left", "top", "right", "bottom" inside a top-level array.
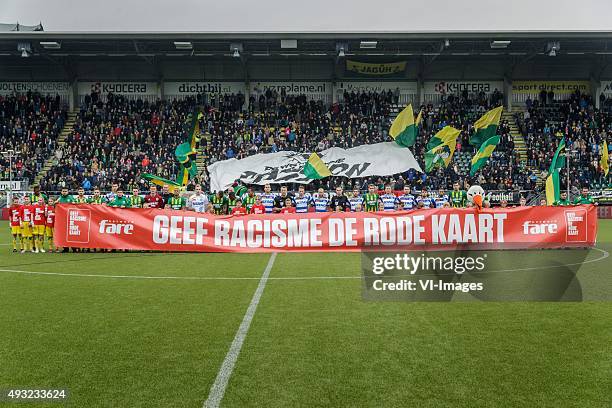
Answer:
[
  {"left": 0, "top": 31, "right": 611, "bottom": 58},
  {"left": 0, "top": 22, "right": 43, "bottom": 32}
]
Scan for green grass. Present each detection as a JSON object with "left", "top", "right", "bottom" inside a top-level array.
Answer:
[{"left": 0, "top": 220, "right": 610, "bottom": 407}]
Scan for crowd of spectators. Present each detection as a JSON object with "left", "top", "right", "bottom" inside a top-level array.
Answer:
[
  {"left": 0, "top": 92, "right": 67, "bottom": 183},
  {"left": 1, "top": 87, "right": 608, "bottom": 198},
  {"left": 517, "top": 90, "right": 610, "bottom": 191},
  {"left": 40, "top": 93, "right": 207, "bottom": 192}
]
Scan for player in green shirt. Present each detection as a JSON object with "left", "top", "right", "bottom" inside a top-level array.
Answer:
[
  {"left": 87, "top": 188, "right": 107, "bottom": 205},
  {"left": 29, "top": 185, "right": 48, "bottom": 204},
  {"left": 450, "top": 182, "right": 467, "bottom": 208},
  {"left": 130, "top": 187, "right": 145, "bottom": 208},
  {"left": 227, "top": 190, "right": 238, "bottom": 213},
  {"left": 210, "top": 191, "right": 229, "bottom": 215},
  {"left": 108, "top": 189, "right": 131, "bottom": 208},
  {"left": 57, "top": 188, "right": 76, "bottom": 204},
  {"left": 362, "top": 184, "right": 381, "bottom": 212},
  {"left": 74, "top": 187, "right": 88, "bottom": 204},
  {"left": 167, "top": 189, "right": 187, "bottom": 210},
  {"left": 242, "top": 188, "right": 257, "bottom": 212},
  {"left": 573, "top": 187, "right": 595, "bottom": 205},
  {"left": 553, "top": 191, "right": 572, "bottom": 206}
]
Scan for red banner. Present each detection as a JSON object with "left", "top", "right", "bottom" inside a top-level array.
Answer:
[{"left": 54, "top": 204, "right": 598, "bottom": 253}]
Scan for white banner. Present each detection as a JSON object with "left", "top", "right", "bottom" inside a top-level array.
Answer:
[
  {"left": 0, "top": 81, "right": 70, "bottom": 96},
  {"left": 78, "top": 81, "right": 159, "bottom": 96},
  {"left": 164, "top": 82, "right": 245, "bottom": 97},
  {"left": 601, "top": 80, "right": 612, "bottom": 96},
  {"left": 208, "top": 142, "right": 422, "bottom": 192},
  {"left": 0, "top": 180, "right": 25, "bottom": 191},
  {"left": 423, "top": 80, "right": 503, "bottom": 95},
  {"left": 249, "top": 81, "right": 332, "bottom": 102}
]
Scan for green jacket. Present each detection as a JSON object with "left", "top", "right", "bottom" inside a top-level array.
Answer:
[
  {"left": 108, "top": 196, "right": 132, "bottom": 208},
  {"left": 57, "top": 195, "right": 76, "bottom": 204},
  {"left": 573, "top": 195, "right": 594, "bottom": 205}
]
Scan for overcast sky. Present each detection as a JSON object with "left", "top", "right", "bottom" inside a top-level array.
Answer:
[{"left": 1, "top": 0, "right": 610, "bottom": 32}]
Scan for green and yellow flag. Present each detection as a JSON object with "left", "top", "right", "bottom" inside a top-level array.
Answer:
[
  {"left": 470, "top": 106, "right": 503, "bottom": 147},
  {"left": 303, "top": 152, "right": 332, "bottom": 179},
  {"left": 545, "top": 138, "right": 566, "bottom": 205},
  {"left": 600, "top": 140, "right": 609, "bottom": 177},
  {"left": 424, "top": 126, "right": 461, "bottom": 173},
  {"left": 470, "top": 135, "right": 501, "bottom": 176},
  {"left": 389, "top": 104, "right": 419, "bottom": 147},
  {"left": 141, "top": 173, "right": 182, "bottom": 193}
]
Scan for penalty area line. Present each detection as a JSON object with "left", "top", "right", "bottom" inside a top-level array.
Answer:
[{"left": 203, "top": 252, "right": 277, "bottom": 408}]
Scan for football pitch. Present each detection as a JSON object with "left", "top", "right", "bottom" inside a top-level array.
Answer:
[{"left": 0, "top": 220, "right": 610, "bottom": 407}]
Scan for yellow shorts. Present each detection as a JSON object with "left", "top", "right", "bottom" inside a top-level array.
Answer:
[
  {"left": 45, "top": 227, "right": 54, "bottom": 238},
  {"left": 33, "top": 225, "right": 46, "bottom": 235},
  {"left": 21, "top": 224, "right": 32, "bottom": 238},
  {"left": 11, "top": 226, "right": 21, "bottom": 235}
]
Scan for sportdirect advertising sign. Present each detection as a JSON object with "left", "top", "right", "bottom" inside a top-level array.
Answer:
[
  {"left": 512, "top": 80, "right": 591, "bottom": 95},
  {"left": 54, "top": 205, "right": 597, "bottom": 253}
]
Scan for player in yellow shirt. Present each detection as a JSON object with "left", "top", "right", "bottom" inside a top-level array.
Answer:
[
  {"left": 19, "top": 196, "right": 35, "bottom": 253},
  {"left": 32, "top": 197, "right": 48, "bottom": 253},
  {"left": 9, "top": 200, "right": 22, "bottom": 252}
]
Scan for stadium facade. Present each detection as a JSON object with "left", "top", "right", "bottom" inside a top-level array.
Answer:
[{"left": 1, "top": 31, "right": 611, "bottom": 110}]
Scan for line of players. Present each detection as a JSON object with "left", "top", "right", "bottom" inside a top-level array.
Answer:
[
  {"left": 205, "top": 183, "right": 465, "bottom": 215},
  {"left": 8, "top": 191, "right": 55, "bottom": 253},
  {"left": 8, "top": 182, "right": 596, "bottom": 252},
  {"left": 8, "top": 181, "right": 467, "bottom": 252}
]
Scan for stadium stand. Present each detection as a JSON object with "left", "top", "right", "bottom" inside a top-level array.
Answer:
[
  {"left": 0, "top": 92, "right": 67, "bottom": 184},
  {"left": 515, "top": 90, "right": 610, "bottom": 191},
  {"left": 0, "top": 88, "right": 607, "bottom": 197}
]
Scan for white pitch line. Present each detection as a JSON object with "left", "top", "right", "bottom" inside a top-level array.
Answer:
[
  {"left": 203, "top": 252, "right": 277, "bottom": 408},
  {"left": 0, "top": 247, "right": 608, "bottom": 282},
  {"left": 0, "top": 267, "right": 356, "bottom": 280}
]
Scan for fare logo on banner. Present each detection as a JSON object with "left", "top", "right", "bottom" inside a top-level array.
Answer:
[
  {"left": 99, "top": 220, "right": 134, "bottom": 235},
  {"left": 66, "top": 209, "right": 91, "bottom": 244}
]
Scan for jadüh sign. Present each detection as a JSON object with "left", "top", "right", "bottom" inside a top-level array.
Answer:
[{"left": 54, "top": 205, "right": 597, "bottom": 253}]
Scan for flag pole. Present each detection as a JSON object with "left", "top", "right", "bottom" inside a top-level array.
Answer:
[{"left": 566, "top": 146, "right": 570, "bottom": 198}]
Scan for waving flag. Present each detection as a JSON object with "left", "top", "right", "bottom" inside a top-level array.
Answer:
[
  {"left": 545, "top": 138, "right": 566, "bottom": 205},
  {"left": 424, "top": 126, "right": 461, "bottom": 173},
  {"left": 142, "top": 109, "right": 202, "bottom": 192},
  {"left": 389, "top": 104, "right": 419, "bottom": 147},
  {"left": 470, "top": 106, "right": 503, "bottom": 147},
  {"left": 470, "top": 135, "right": 501, "bottom": 176},
  {"left": 303, "top": 152, "right": 332, "bottom": 179}
]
